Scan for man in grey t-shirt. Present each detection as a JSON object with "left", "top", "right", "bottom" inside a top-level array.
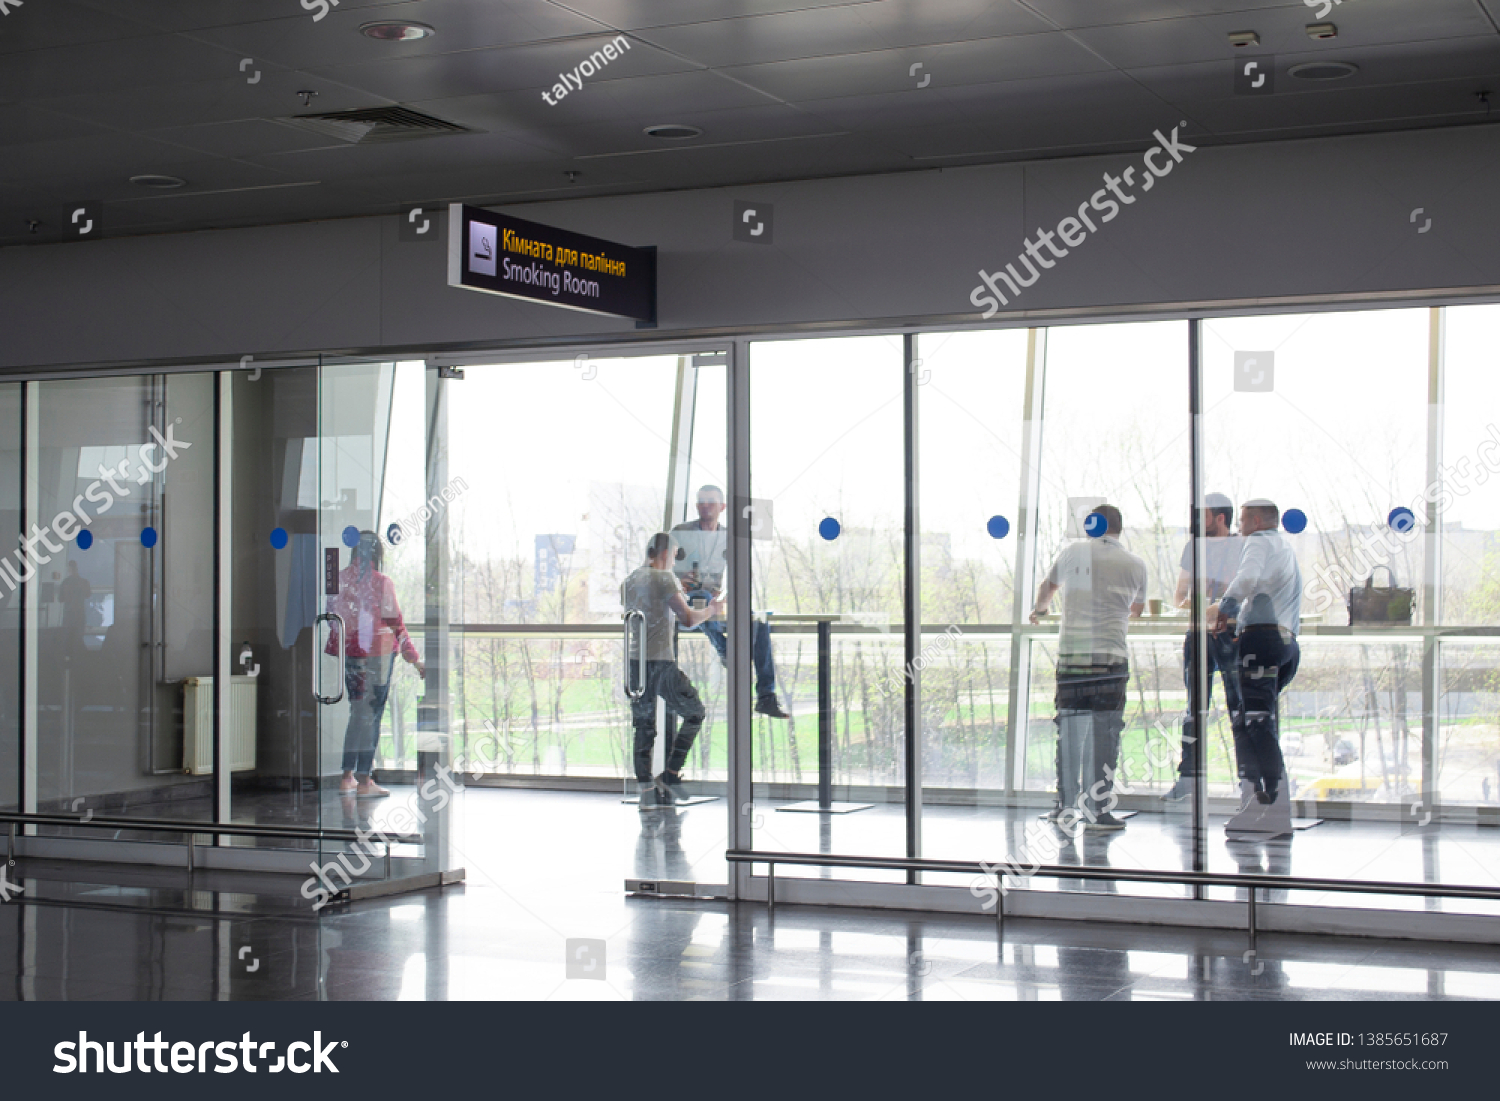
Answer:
[
  {"left": 622, "top": 533, "right": 723, "bottom": 807},
  {"left": 1031, "top": 505, "right": 1147, "bottom": 830}
]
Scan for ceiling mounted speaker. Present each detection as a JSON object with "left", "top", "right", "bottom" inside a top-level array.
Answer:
[
  {"left": 1289, "top": 61, "right": 1359, "bottom": 80},
  {"left": 360, "top": 21, "right": 435, "bottom": 40},
  {"left": 643, "top": 124, "right": 703, "bottom": 140}
]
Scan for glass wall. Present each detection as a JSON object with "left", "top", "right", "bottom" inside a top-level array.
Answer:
[
  {"left": 2, "top": 306, "right": 1497, "bottom": 921},
  {"left": 0, "top": 384, "right": 18, "bottom": 812},
  {"left": 30, "top": 374, "right": 216, "bottom": 823},
  {"left": 748, "top": 335, "right": 907, "bottom": 867},
  {"left": 742, "top": 307, "right": 1498, "bottom": 917}
]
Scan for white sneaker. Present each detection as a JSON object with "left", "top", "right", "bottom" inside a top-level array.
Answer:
[
  {"left": 1257, "top": 782, "right": 1293, "bottom": 839},
  {"left": 1224, "top": 781, "right": 1265, "bottom": 834}
]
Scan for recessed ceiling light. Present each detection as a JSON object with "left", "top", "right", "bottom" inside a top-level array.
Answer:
[
  {"left": 130, "top": 174, "right": 185, "bottom": 189},
  {"left": 360, "top": 21, "right": 435, "bottom": 41},
  {"left": 1289, "top": 60, "right": 1358, "bottom": 80},
  {"left": 643, "top": 124, "right": 703, "bottom": 140}
]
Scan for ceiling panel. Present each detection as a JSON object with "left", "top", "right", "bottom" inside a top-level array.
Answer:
[
  {"left": 634, "top": 0, "right": 1050, "bottom": 69},
  {"left": 419, "top": 70, "right": 778, "bottom": 135},
  {"left": 722, "top": 31, "right": 1113, "bottom": 102},
  {"left": 322, "top": 34, "right": 701, "bottom": 103},
  {"left": 1129, "top": 37, "right": 1500, "bottom": 114},
  {"left": 0, "top": 0, "right": 1493, "bottom": 244},
  {"left": 0, "top": 0, "right": 159, "bottom": 54}
]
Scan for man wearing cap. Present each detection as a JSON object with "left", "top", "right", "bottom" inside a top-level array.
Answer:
[
  {"left": 1163, "top": 493, "right": 1244, "bottom": 803},
  {"left": 1210, "top": 498, "right": 1303, "bottom": 838},
  {"left": 1031, "top": 504, "right": 1147, "bottom": 832}
]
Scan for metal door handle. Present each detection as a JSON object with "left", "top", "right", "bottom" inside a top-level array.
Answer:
[
  {"left": 315, "top": 612, "right": 346, "bottom": 704},
  {"left": 623, "top": 610, "right": 646, "bottom": 700}
]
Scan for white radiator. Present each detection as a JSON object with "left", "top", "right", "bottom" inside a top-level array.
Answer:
[{"left": 182, "top": 676, "right": 258, "bottom": 775}]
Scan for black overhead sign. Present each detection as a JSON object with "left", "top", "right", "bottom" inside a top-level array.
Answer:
[{"left": 447, "top": 204, "right": 656, "bottom": 323}]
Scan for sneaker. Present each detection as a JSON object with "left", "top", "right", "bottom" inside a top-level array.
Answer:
[
  {"left": 1246, "top": 783, "right": 1293, "bottom": 839},
  {"left": 755, "top": 695, "right": 790, "bottom": 719},
  {"left": 355, "top": 780, "right": 390, "bottom": 799},
  {"left": 655, "top": 771, "right": 688, "bottom": 804},
  {"left": 1224, "top": 786, "right": 1268, "bottom": 834},
  {"left": 638, "top": 784, "right": 661, "bottom": 809},
  {"left": 1085, "top": 813, "right": 1127, "bottom": 831},
  {"left": 1161, "top": 777, "right": 1193, "bottom": 803}
]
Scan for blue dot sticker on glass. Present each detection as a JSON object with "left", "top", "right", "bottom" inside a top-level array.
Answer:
[
  {"left": 342, "top": 525, "right": 361, "bottom": 548},
  {"left": 818, "top": 517, "right": 841, "bottom": 541},
  {"left": 1083, "top": 511, "right": 1107, "bottom": 538},
  {"left": 140, "top": 526, "right": 158, "bottom": 549},
  {"left": 1282, "top": 508, "right": 1307, "bottom": 534},
  {"left": 269, "top": 527, "right": 289, "bottom": 550},
  {"left": 1388, "top": 506, "right": 1416, "bottom": 534},
  {"left": 386, "top": 522, "right": 404, "bottom": 546},
  {"left": 76, "top": 530, "right": 93, "bottom": 551},
  {"left": 987, "top": 515, "right": 1010, "bottom": 539}
]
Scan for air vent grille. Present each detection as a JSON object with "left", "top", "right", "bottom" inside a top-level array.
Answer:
[{"left": 275, "top": 105, "right": 474, "bottom": 144}]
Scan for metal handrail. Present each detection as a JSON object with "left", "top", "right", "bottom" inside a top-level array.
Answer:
[
  {"left": 725, "top": 849, "right": 1500, "bottom": 899},
  {"left": 726, "top": 848, "right": 1500, "bottom": 934},
  {"left": 1, "top": 810, "right": 421, "bottom": 846},
  {"left": 415, "top": 620, "right": 1500, "bottom": 640}
]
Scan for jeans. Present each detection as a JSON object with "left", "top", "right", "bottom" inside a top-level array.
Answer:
[
  {"left": 695, "top": 617, "right": 777, "bottom": 697},
  {"left": 1178, "top": 629, "right": 1244, "bottom": 777},
  {"left": 1054, "top": 661, "right": 1129, "bottom": 819},
  {"left": 341, "top": 653, "right": 394, "bottom": 775},
  {"left": 630, "top": 660, "right": 707, "bottom": 782},
  {"left": 1234, "top": 626, "right": 1301, "bottom": 798}
]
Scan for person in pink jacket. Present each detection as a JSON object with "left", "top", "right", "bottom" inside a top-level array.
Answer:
[{"left": 326, "top": 530, "right": 425, "bottom": 797}]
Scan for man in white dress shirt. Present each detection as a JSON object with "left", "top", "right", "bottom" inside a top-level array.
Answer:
[{"left": 1210, "top": 498, "right": 1303, "bottom": 838}]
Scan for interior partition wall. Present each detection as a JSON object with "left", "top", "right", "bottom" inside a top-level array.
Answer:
[
  {"left": 2, "top": 307, "right": 1498, "bottom": 938},
  {"left": 736, "top": 305, "right": 1500, "bottom": 940}
]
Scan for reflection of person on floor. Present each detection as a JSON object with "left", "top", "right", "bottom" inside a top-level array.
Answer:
[
  {"left": 671, "top": 484, "right": 789, "bottom": 718},
  {"left": 1032, "top": 505, "right": 1146, "bottom": 832},
  {"left": 327, "top": 531, "right": 424, "bottom": 799},
  {"left": 624, "top": 533, "right": 722, "bottom": 807},
  {"left": 1164, "top": 493, "right": 1244, "bottom": 803},
  {"left": 60, "top": 560, "right": 91, "bottom": 653},
  {"left": 1211, "top": 499, "right": 1302, "bottom": 839}
]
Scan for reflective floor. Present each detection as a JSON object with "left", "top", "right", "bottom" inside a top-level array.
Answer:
[{"left": 2, "top": 787, "right": 1499, "bottom": 1000}]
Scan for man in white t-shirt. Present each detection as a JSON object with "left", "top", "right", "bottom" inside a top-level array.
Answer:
[
  {"left": 622, "top": 533, "right": 724, "bottom": 808},
  {"left": 1031, "top": 505, "right": 1148, "bottom": 831},
  {"left": 1163, "top": 493, "right": 1244, "bottom": 803},
  {"left": 1210, "top": 498, "right": 1303, "bottom": 839}
]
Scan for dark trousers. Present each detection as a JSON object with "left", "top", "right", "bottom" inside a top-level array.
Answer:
[
  {"left": 631, "top": 660, "right": 706, "bottom": 782},
  {"left": 1178, "top": 629, "right": 1244, "bottom": 777},
  {"left": 695, "top": 617, "right": 777, "bottom": 697},
  {"left": 341, "top": 653, "right": 394, "bottom": 775},
  {"left": 1054, "top": 661, "right": 1129, "bottom": 817},
  {"left": 1234, "top": 626, "right": 1300, "bottom": 797}
]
